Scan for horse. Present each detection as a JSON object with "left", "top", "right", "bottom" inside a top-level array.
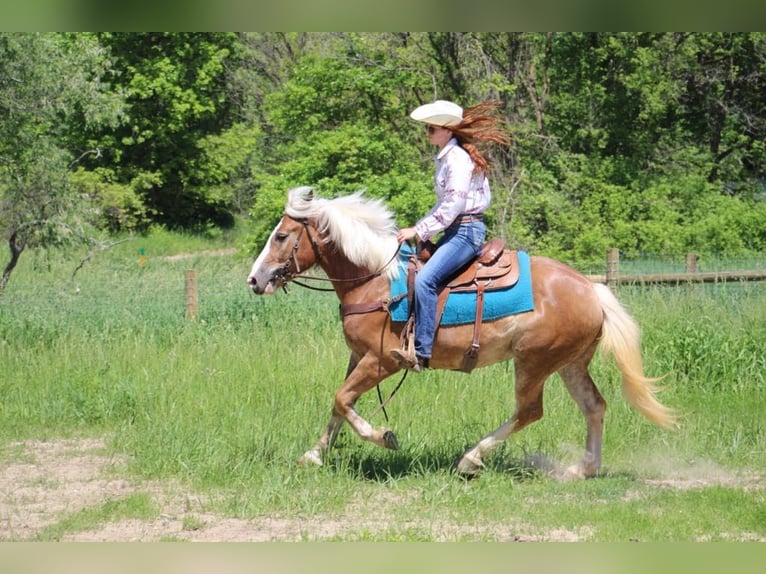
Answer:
[{"left": 247, "top": 187, "right": 676, "bottom": 477}]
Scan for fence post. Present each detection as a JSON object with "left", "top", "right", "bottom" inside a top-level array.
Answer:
[
  {"left": 685, "top": 253, "right": 699, "bottom": 274},
  {"left": 185, "top": 269, "right": 198, "bottom": 321},
  {"left": 606, "top": 248, "right": 620, "bottom": 288}
]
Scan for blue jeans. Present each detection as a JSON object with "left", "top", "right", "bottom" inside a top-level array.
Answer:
[{"left": 414, "top": 220, "right": 486, "bottom": 359}]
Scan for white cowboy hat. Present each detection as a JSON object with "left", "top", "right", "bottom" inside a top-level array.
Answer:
[{"left": 410, "top": 100, "right": 463, "bottom": 127}]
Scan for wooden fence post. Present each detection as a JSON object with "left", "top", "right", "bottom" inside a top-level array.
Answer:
[
  {"left": 185, "top": 269, "right": 198, "bottom": 321},
  {"left": 606, "top": 248, "right": 620, "bottom": 289},
  {"left": 685, "top": 253, "right": 699, "bottom": 274}
]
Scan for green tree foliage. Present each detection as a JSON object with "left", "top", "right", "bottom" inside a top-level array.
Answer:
[
  {"left": 90, "top": 32, "right": 242, "bottom": 228},
  {"left": 0, "top": 33, "right": 123, "bottom": 292},
  {"left": 242, "top": 35, "right": 435, "bottom": 248},
  {"left": 511, "top": 32, "right": 766, "bottom": 259},
  {"left": 237, "top": 32, "right": 765, "bottom": 259},
  {"left": 4, "top": 33, "right": 766, "bottom": 264}
]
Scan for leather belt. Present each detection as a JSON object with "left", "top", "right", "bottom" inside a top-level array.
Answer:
[{"left": 450, "top": 213, "right": 484, "bottom": 226}]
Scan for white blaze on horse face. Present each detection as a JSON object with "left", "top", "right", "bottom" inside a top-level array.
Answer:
[{"left": 247, "top": 225, "right": 280, "bottom": 295}]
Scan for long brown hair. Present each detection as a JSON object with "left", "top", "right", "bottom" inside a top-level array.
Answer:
[{"left": 450, "top": 100, "right": 510, "bottom": 173}]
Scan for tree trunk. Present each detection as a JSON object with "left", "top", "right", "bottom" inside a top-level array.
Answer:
[{"left": 0, "top": 231, "right": 25, "bottom": 294}]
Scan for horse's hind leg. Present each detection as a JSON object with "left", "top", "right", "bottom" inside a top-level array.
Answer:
[
  {"left": 558, "top": 348, "right": 606, "bottom": 478},
  {"left": 456, "top": 364, "right": 548, "bottom": 476}
]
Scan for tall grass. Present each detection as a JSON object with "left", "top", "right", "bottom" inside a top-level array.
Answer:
[{"left": 1, "top": 236, "right": 764, "bottom": 538}]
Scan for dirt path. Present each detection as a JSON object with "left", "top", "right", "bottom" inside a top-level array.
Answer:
[
  {"left": 3, "top": 437, "right": 507, "bottom": 541},
  {"left": 1, "top": 437, "right": 763, "bottom": 541},
  {"left": 0, "top": 437, "right": 315, "bottom": 542}
]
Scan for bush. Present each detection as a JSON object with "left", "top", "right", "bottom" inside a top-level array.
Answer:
[{"left": 71, "top": 168, "right": 154, "bottom": 232}]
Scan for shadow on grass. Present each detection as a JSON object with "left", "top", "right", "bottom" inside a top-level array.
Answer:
[
  {"left": 324, "top": 435, "right": 648, "bottom": 485},
  {"left": 329, "top": 444, "right": 549, "bottom": 483}
]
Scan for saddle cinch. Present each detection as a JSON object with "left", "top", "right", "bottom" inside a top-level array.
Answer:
[{"left": 404, "top": 238, "right": 521, "bottom": 372}]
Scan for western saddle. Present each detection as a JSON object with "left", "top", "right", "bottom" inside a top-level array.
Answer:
[{"left": 402, "top": 238, "right": 520, "bottom": 372}]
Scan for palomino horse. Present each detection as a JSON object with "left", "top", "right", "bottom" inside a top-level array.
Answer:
[{"left": 248, "top": 187, "right": 676, "bottom": 477}]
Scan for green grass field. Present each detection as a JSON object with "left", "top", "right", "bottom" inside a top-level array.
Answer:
[{"left": 1, "top": 231, "right": 764, "bottom": 541}]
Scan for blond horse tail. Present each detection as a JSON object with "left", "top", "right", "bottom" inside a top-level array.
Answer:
[{"left": 594, "top": 283, "right": 678, "bottom": 429}]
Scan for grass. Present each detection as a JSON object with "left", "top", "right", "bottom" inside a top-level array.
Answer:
[
  {"left": 34, "top": 492, "right": 157, "bottom": 541},
  {"left": 1, "top": 233, "right": 764, "bottom": 541}
]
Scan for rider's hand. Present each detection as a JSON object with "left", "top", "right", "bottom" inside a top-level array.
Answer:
[{"left": 397, "top": 227, "right": 417, "bottom": 244}]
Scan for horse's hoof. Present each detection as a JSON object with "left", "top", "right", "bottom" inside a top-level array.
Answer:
[
  {"left": 563, "top": 464, "right": 585, "bottom": 480},
  {"left": 382, "top": 429, "right": 400, "bottom": 450},
  {"left": 297, "top": 450, "right": 323, "bottom": 466},
  {"left": 562, "top": 462, "right": 597, "bottom": 480},
  {"left": 455, "top": 453, "right": 484, "bottom": 477}
]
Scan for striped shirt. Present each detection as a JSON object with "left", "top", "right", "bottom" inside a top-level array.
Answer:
[{"left": 414, "top": 138, "right": 491, "bottom": 242}]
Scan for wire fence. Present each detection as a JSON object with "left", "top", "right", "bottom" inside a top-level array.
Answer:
[
  {"left": 585, "top": 249, "right": 766, "bottom": 286},
  {"left": 0, "top": 254, "right": 264, "bottom": 337},
  {"left": 2, "top": 250, "right": 765, "bottom": 336},
  {"left": 566, "top": 251, "right": 766, "bottom": 277}
]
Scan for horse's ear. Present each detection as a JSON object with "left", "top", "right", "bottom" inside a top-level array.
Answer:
[{"left": 287, "top": 186, "right": 315, "bottom": 209}]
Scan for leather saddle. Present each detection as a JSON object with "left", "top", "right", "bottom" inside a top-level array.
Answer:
[
  {"left": 338, "top": 238, "right": 523, "bottom": 373},
  {"left": 405, "top": 238, "right": 521, "bottom": 372},
  {"left": 415, "top": 237, "right": 520, "bottom": 293}
]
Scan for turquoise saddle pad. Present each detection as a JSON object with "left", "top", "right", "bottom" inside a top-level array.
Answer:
[{"left": 388, "top": 246, "right": 535, "bottom": 325}]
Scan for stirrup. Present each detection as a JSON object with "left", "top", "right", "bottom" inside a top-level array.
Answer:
[
  {"left": 391, "top": 347, "right": 418, "bottom": 369},
  {"left": 390, "top": 327, "right": 426, "bottom": 371},
  {"left": 390, "top": 348, "right": 428, "bottom": 373},
  {"left": 391, "top": 317, "right": 422, "bottom": 373}
]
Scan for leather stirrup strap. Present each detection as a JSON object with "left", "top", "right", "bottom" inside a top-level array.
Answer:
[
  {"left": 406, "top": 258, "right": 417, "bottom": 318},
  {"left": 460, "top": 280, "right": 486, "bottom": 373},
  {"left": 435, "top": 287, "right": 450, "bottom": 331}
]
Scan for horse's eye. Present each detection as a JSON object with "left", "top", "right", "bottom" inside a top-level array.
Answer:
[{"left": 275, "top": 232, "right": 289, "bottom": 243}]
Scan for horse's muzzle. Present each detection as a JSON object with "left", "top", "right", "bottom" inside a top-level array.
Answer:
[{"left": 247, "top": 270, "right": 278, "bottom": 295}]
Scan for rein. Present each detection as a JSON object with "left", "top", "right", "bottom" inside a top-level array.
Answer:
[{"left": 372, "top": 369, "right": 409, "bottom": 422}]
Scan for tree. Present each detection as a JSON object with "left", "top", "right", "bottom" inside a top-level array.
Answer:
[
  {"left": 0, "top": 33, "right": 123, "bottom": 293},
  {"left": 677, "top": 33, "right": 766, "bottom": 188},
  {"left": 507, "top": 32, "right": 766, "bottom": 258},
  {"left": 93, "top": 32, "right": 240, "bottom": 228},
  {"left": 240, "top": 34, "right": 436, "bottom": 249}
]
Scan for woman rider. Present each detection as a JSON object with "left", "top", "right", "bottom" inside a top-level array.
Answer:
[{"left": 392, "top": 99, "right": 510, "bottom": 372}]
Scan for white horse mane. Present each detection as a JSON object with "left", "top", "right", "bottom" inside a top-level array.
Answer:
[{"left": 284, "top": 187, "right": 402, "bottom": 280}]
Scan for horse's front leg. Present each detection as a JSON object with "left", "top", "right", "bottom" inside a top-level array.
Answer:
[
  {"left": 297, "top": 413, "right": 345, "bottom": 466},
  {"left": 298, "top": 351, "right": 400, "bottom": 466},
  {"left": 298, "top": 353, "right": 359, "bottom": 466}
]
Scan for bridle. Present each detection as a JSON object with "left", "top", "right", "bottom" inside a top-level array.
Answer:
[
  {"left": 271, "top": 216, "right": 324, "bottom": 291},
  {"left": 275, "top": 214, "right": 402, "bottom": 293}
]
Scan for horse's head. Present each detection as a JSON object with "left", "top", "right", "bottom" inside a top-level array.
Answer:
[
  {"left": 247, "top": 214, "right": 321, "bottom": 295},
  {"left": 248, "top": 186, "right": 401, "bottom": 294}
]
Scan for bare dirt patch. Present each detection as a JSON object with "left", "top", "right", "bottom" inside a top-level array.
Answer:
[
  {"left": 0, "top": 437, "right": 544, "bottom": 541},
  {"left": 1, "top": 437, "right": 762, "bottom": 541},
  {"left": 0, "top": 438, "right": 135, "bottom": 540},
  {"left": 0, "top": 437, "right": 347, "bottom": 542}
]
